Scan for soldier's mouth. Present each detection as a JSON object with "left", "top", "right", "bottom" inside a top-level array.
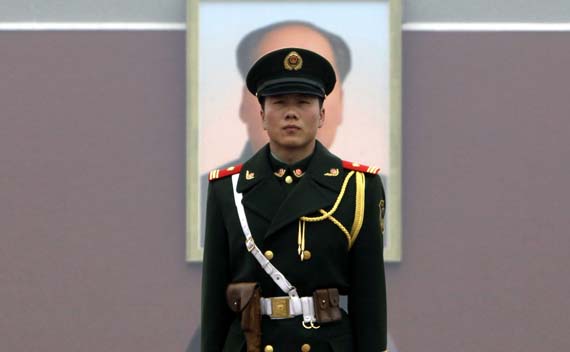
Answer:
[{"left": 283, "top": 125, "right": 301, "bottom": 131}]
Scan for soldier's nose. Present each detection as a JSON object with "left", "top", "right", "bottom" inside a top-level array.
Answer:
[{"left": 284, "top": 111, "right": 299, "bottom": 120}]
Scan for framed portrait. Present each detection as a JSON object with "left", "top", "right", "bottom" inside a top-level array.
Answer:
[{"left": 186, "top": 0, "right": 402, "bottom": 262}]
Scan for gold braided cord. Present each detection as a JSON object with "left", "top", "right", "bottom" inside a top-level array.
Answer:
[
  {"left": 298, "top": 210, "right": 352, "bottom": 252},
  {"left": 297, "top": 221, "right": 302, "bottom": 255},
  {"left": 300, "top": 220, "right": 306, "bottom": 260},
  {"left": 322, "top": 211, "right": 352, "bottom": 244},
  {"left": 348, "top": 171, "right": 366, "bottom": 249},
  {"left": 295, "top": 170, "right": 367, "bottom": 253},
  {"left": 298, "top": 218, "right": 308, "bottom": 260},
  {"left": 300, "top": 171, "right": 355, "bottom": 222},
  {"left": 297, "top": 171, "right": 356, "bottom": 252}
]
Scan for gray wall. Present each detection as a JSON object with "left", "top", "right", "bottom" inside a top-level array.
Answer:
[
  {"left": 0, "top": 0, "right": 184, "bottom": 22},
  {"left": 0, "top": 32, "right": 200, "bottom": 352},
  {"left": 1, "top": 0, "right": 570, "bottom": 23},
  {"left": 405, "top": 0, "right": 570, "bottom": 22},
  {"left": 2, "top": 2, "right": 570, "bottom": 352}
]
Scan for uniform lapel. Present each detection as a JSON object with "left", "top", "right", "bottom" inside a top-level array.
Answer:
[
  {"left": 237, "top": 145, "right": 284, "bottom": 223},
  {"left": 264, "top": 141, "right": 345, "bottom": 239}
]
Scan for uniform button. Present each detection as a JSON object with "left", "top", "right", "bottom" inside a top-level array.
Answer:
[
  {"left": 352, "top": 162, "right": 360, "bottom": 167},
  {"left": 264, "top": 250, "right": 274, "bottom": 260},
  {"left": 264, "top": 345, "right": 274, "bottom": 352},
  {"left": 301, "top": 343, "right": 311, "bottom": 352},
  {"left": 285, "top": 175, "right": 293, "bottom": 184},
  {"left": 302, "top": 250, "right": 311, "bottom": 260}
]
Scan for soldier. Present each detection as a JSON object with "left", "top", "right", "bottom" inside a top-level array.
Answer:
[{"left": 201, "top": 47, "right": 387, "bottom": 352}]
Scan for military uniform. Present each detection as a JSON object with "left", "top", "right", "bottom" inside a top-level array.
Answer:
[
  {"left": 201, "top": 140, "right": 387, "bottom": 352},
  {"left": 201, "top": 48, "right": 387, "bottom": 352}
]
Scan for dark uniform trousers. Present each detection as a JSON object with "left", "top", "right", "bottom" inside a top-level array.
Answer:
[{"left": 201, "top": 141, "right": 387, "bottom": 352}]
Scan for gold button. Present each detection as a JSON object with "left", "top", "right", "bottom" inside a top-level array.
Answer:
[
  {"left": 301, "top": 343, "right": 311, "bottom": 352},
  {"left": 264, "top": 250, "right": 274, "bottom": 260},
  {"left": 285, "top": 175, "right": 293, "bottom": 184},
  {"left": 227, "top": 166, "right": 235, "bottom": 171},
  {"left": 264, "top": 345, "right": 274, "bottom": 352},
  {"left": 302, "top": 250, "right": 311, "bottom": 260},
  {"left": 352, "top": 162, "right": 360, "bottom": 167}
]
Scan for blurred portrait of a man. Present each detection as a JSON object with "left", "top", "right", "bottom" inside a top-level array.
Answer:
[{"left": 193, "top": 1, "right": 392, "bottom": 255}]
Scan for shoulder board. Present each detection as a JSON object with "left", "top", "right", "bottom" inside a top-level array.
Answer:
[
  {"left": 342, "top": 160, "right": 381, "bottom": 175},
  {"left": 208, "top": 164, "right": 243, "bottom": 181}
]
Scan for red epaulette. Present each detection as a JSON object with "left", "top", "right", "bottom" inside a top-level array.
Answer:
[
  {"left": 342, "top": 160, "right": 381, "bottom": 175},
  {"left": 208, "top": 164, "right": 243, "bottom": 181}
]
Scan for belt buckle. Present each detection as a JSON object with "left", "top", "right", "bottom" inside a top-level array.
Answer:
[
  {"left": 245, "top": 238, "right": 255, "bottom": 252},
  {"left": 270, "top": 297, "right": 291, "bottom": 319}
]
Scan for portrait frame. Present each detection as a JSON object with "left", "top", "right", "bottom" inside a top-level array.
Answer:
[{"left": 186, "top": 0, "right": 403, "bottom": 262}]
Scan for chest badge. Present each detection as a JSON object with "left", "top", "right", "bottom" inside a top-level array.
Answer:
[
  {"left": 273, "top": 168, "right": 286, "bottom": 178},
  {"left": 245, "top": 170, "right": 255, "bottom": 180},
  {"left": 324, "top": 168, "right": 339, "bottom": 177}
]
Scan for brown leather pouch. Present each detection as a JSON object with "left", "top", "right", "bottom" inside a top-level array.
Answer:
[
  {"left": 226, "top": 283, "right": 261, "bottom": 352},
  {"left": 313, "top": 288, "right": 342, "bottom": 324}
]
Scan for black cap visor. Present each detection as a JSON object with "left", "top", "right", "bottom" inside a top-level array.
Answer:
[{"left": 257, "top": 77, "right": 326, "bottom": 97}]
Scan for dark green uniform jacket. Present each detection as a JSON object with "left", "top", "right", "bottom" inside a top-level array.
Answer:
[{"left": 201, "top": 141, "right": 387, "bottom": 352}]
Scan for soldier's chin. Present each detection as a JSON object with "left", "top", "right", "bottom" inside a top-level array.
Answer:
[
  {"left": 279, "top": 136, "right": 304, "bottom": 144},
  {"left": 281, "top": 139, "right": 314, "bottom": 150}
]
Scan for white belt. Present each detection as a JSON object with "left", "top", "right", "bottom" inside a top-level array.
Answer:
[{"left": 260, "top": 296, "right": 316, "bottom": 322}]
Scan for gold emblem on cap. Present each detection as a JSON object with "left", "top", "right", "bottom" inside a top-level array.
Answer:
[{"left": 284, "top": 51, "right": 303, "bottom": 71}]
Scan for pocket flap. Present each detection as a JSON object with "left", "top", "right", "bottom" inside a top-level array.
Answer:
[
  {"left": 328, "top": 288, "right": 339, "bottom": 307},
  {"left": 226, "top": 282, "right": 258, "bottom": 313},
  {"left": 315, "top": 289, "right": 329, "bottom": 309}
]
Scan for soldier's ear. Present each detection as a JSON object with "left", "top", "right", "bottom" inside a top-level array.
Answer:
[
  {"left": 318, "top": 108, "right": 325, "bottom": 128},
  {"left": 261, "top": 109, "right": 268, "bottom": 130}
]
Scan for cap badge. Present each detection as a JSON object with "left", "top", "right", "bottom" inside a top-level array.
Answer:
[{"left": 284, "top": 51, "right": 303, "bottom": 71}]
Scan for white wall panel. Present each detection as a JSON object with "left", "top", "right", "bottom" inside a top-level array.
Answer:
[{"left": 0, "top": 0, "right": 570, "bottom": 24}]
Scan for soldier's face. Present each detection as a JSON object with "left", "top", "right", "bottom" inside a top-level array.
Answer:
[
  {"left": 261, "top": 94, "right": 324, "bottom": 153},
  {"left": 239, "top": 25, "right": 343, "bottom": 152}
]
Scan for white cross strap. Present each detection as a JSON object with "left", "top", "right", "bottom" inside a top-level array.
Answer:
[{"left": 231, "top": 174, "right": 300, "bottom": 301}]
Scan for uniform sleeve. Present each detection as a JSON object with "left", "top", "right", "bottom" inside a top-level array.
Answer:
[
  {"left": 201, "top": 181, "right": 233, "bottom": 352},
  {"left": 348, "top": 174, "right": 387, "bottom": 351}
]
